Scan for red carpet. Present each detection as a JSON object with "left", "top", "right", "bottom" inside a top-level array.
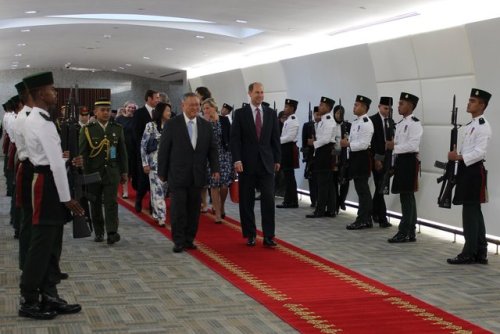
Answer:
[{"left": 118, "top": 186, "right": 490, "bottom": 333}]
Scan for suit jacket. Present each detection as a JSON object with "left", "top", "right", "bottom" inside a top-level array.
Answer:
[
  {"left": 219, "top": 115, "right": 231, "bottom": 151},
  {"left": 230, "top": 104, "right": 281, "bottom": 174},
  {"left": 369, "top": 113, "right": 386, "bottom": 158},
  {"left": 157, "top": 114, "right": 219, "bottom": 189},
  {"left": 133, "top": 105, "right": 152, "bottom": 150}
]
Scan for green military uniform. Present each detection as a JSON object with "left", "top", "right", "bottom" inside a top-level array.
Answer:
[{"left": 79, "top": 117, "right": 128, "bottom": 242}]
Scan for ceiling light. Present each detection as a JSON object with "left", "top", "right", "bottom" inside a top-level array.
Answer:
[
  {"left": 17, "top": 43, "right": 27, "bottom": 47},
  {"left": 26, "top": 64, "right": 30, "bottom": 68},
  {"left": 25, "top": 10, "right": 37, "bottom": 14},
  {"left": 235, "top": 19, "right": 247, "bottom": 24},
  {"left": 50, "top": 14, "right": 212, "bottom": 24},
  {"left": 125, "top": 64, "right": 132, "bottom": 67},
  {"left": 15, "top": 53, "right": 22, "bottom": 57},
  {"left": 21, "top": 29, "right": 31, "bottom": 32},
  {"left": 112, "top": 69, "right": 117, "bottom": 72},
  {"left": 165, "top": 47, "right": 173, "bottom": 51},
  {"left": 103, "top": 34, "right": 111, "bottom": 39},
  {"left": 118, "top": 66, "right": 125, "bottom": 70},
  {"left": 195, "top": 35, "right": 205, "bottom": 39},
  {"left": 143, "top": 56, "right": 150, "bottom": 60}
]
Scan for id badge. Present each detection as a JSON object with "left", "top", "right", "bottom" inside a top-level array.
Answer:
[{"left": 110, "top": 146, "right": 117, "bottom": 159}]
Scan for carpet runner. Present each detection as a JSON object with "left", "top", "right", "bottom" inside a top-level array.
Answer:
[{"left": 117, "top": 186, "right": 489, "bottom": 334}]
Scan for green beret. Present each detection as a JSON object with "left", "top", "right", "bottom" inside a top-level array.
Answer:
[
  {"left": 400, "top": 92, "right": 419, "bottom": 108},
  {"left": 356, "top": 95, "right": 372, "bottom": 108},
  {"left": 471, "top": 88, "right": 491, "bottom": 104},
  {"left": 285, "top": 98, "right": 298, "bottom": 110},
  {"left": 15, "top": 81, "right": 27, "bottom": 95},
  {"left": 320, "top": 96, "right": 335, "bottom": 109}
]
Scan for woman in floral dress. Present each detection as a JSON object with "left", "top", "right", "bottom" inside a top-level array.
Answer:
[
  {"left": 140, "top": 102, "right": 171, "bottom": 226},
  {"left": 201, "top": 98, "right": 234, "bottom": 223}
]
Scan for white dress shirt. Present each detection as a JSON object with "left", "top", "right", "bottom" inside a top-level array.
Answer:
[
  {"left": 183, "top": 113, "right": 197, "bottom": 149},
  {"left": 460, "top": 115, "right": 491, "bottom": 166},
  {"left": 313, "top": 112, "right": 336, "bottom": 149},
  {"left": 349, "top": 114, "right": 374, "bottom": 152},
  {"left": 280, "top": 114, "right": 299, "bottom": 144},
  {"left": 12, "top": 105, "right": 32, "bottom": 161},
  {"left": 393, "top": 114, "right": 423, "bottom": 154}
]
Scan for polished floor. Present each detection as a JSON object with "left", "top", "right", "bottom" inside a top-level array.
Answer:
[{"left": 1, "top": 184, "right": 500, "bottom": 333}]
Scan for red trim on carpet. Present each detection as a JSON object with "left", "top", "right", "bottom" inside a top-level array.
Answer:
[{"left": 118, "top": 185, "right": 490, "bottom": 334}]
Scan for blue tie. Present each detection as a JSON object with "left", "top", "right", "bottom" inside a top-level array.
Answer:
[{"left": 187, "top": 120, "right": 194, "bottom": 146}]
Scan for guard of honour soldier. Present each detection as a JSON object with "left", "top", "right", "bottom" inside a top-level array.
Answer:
[{"left": 2, "top": 71, "right": 493, "bottom": 319}]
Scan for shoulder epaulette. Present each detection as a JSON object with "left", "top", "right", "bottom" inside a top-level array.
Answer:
[
  {"left": 411, "top": 116, "right": 420, "bottom": 122},
  {"left": 363, "top": 117, "right": 368, "bottom": 122},
  {"left": 326, "top": 115, "right": 331, "bottom": 119},
  {"left": 39, "top": 113, "right": 51, "bottom": 122},
  {"left": 479, "top": 117, "right": 485, "bottom": 125},
  {"left": 291, "top": 115, "right": 295, "bottom": 120}
]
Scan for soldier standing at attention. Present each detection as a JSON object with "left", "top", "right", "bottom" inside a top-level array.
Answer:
[
  {"left": 342, "top": 95, "right": 374, "bottom": 230},
  {"left": 447, "top": 89, "right": 492, "bottom": 264},
  {"left": 386, "top": 92, "right": 423, "bottom": 243},
  {"left": 277, "top": 99, "right": 300, "bottom": 209},
  {"left": 20, "top": 72, "right": 84, "bottom": 319},
  {"left": 80, "top": 98, "right": 128, "bottom": 244},
  {"left": 306, "top": 97, "right": 336, "bottom": 218}
]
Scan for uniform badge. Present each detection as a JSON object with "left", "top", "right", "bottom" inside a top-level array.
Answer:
[
  {"left": 470, "top": 127, "right": 475, "bottom": 135},
  {"left": 404, "top": 125, "right": 408, "bottom": 132},
  {"left": 475, "top": 90, "right": 479, "bottom": 96}
]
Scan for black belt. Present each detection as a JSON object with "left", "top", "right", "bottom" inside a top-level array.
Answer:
[{"left": 34, "top": 165, "right": 51, "bottom": 173}]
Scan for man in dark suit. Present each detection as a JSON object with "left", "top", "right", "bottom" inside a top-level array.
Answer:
[
  {"left": 301, "top": 107, "right": 319, "bottom": 207},
  {"left": 157, "top": 92, "right": 219, "bottom": 253},
  {"left": 231, "top": 82, "right": 281, "bottom": 247},
  {"left": 133, "top": 89, "right": 160, "bottom": 212},
  {"left": 369, "top": 97, "right": 393, "bottom": 228}
]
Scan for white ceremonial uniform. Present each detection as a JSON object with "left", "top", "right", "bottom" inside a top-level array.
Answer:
[
  {"left": 25, "top": 107, "right": 70, "bottom": 202},
  {"left": 13, "top": 105, "right": 32, "bottom": 161},
  {"left": 460, "top": 116, "right": 491, "bottom": 166},
  {"left": 348, "top": 114, "right": 373, "bottom": 152},
  {"left": 313, "top": 113, "right": 336, "bottom": 150},
  {"left": 280, "top": 114, "right": 299, "bottom": 144},
  {"left": 393, "top": 115, "right": 423, "bottom": 154}
]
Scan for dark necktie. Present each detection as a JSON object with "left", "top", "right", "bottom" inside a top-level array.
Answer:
[
  {"left": 384, "top": 118, "right": 388, "bottom": 141},
  {"left": 255, "top": 108, "right": 262, "bottom": 139}
]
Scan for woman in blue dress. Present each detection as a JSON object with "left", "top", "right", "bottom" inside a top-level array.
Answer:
[
  {"left": 201, "top": 98, "right": 234, "bottom": 224},
  {"left": 140, "top": 102, "right": 171, "bottom": 226}
]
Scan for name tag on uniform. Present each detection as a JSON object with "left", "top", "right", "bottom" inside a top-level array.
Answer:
[{"left": 110, "top": 146, "right": 117, "bottom": 159}]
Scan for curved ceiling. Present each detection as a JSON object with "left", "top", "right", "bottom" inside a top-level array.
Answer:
[{"left": 1, "top": 0, "right": 500, "bottom": 81}]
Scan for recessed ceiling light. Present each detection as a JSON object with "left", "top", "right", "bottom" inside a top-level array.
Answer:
[
  {"left": 165, "top": 47, "right": 173, "bottom": 51},
  {"left": 112, "top": 69, "right": 117, "bottom": 72},
  {"left": 195, "top": 35, "right": 205, "bottom": 39},
  {"left": 118, "top": 66, "right": 125, "bottom": 70},
  {"left": 17, "top": 43, "right": 27, "bottom": 47},
  {"left": 103, "top": 34, "right": 112, "bottom": 39},
  {"left": 21, "top": 29, "right": 31, "bottom": 32},
  {"left": 15, "top": 53, "right": 23, "bottom": 57},
  {"left": 143, "top": 56, "right": 150, "bottom": 60},
  {"left": 26, "top": 64, "right": 30, "bottom": 68},
  {"left": 235, "top": 19, "right": 247, "bottom": 24},
  {"left": 25, "top": 10, "right": 37, "bottom": 14},
  {"left": 12, "top": 61, "right": 19, "bottom": 65},
  {"left": 125, "top": 64, "right": 132, "bottom": 67}
]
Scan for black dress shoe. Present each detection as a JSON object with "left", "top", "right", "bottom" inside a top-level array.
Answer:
[
  {"left": 59, "top": 272, "right": 69, "bottom": 280},
  {"left": 276, "top": 203, "right": 299, "bottom": 208},
  {"left": 184, "top": 242, "right": 197, "bottom": 250},
  {"left": 379, "top": 221, "right": 392, "bottom": 228},
  {"left": 246, "top": 236, "right": 256, "bottom": 246},
  {"left": 388, "top": 232, "right": 409, "bottom": 243},
  {"left": 346, "top": 221, "right": 371, "bottom": 230},
  {"left": 263, "top": 237, "right": 277, "bottom": 247},
  {"left": 94, "top": 234, "right": 104, "bottom": 242},
  {"left": 134, "top": 202, "right": 142, "bottom": 213},
  {"left": 41, "top": 295, "right": 82, "bottom": 314},
  {"left": 173, "top": 244, "right": 184, "bottom": 253},
  {"left": 476, "top": 256, "right": 488, "bottom": 265},
  {"left": 447, "top": 254, "right": 476, "bottom": 265},
  {"left": 306, "top": 212, "right": 324, "bottom": 218},
  {"left": 107, "top": 232, "right": 121, "bottom": 245},
  {"left": 19, "top": 301, "right": 57, "bottom": 320},
  {"left": 324, "top": 212, "right": 336, "bottom": 218}
]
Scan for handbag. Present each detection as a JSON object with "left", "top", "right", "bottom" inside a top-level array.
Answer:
[
  {"left": 229, "top": 179, "right": 240, "bottom": 203},
  {"left": 145, "top": 136, "right": 158, "bottom": 154}
]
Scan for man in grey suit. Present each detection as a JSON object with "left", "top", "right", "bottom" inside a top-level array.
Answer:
[
  {"left": 231, "top": 82, "right": 281, "bottom": 247},
  {"left": 158, "top": 92, "right": 219, "bottom": 253}
]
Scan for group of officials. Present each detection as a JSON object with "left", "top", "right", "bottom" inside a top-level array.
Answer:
[{"left": 1, "top": 71, "right": 492, "bottom": 320}]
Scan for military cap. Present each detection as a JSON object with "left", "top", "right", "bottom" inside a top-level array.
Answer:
[
  {"left": 11, "top": 95, "right": 20, "bottom": 106},
  {"left": 356, "top": 95, "right": 372, "bottom": 108},
  {"left": 79, "top": 106, "right": 89, "bottom": 116},
  {"left": 285, "top": 98, "right": 298, "bottom": 110},
  {"left": 23, "top": 72, "right": 54, "bottom": 90},
  {"left": 15, "top": 81, "right": 27, "bottom": 95},
  {"left": 400, "top": 92, "right": 419, "bottom": 108},
  {"left": 320, "top": 96, "right": 335, "bottom": 109},
  {"left": 471, "top": 88, "right": 491, "bottom": 104},
  {"left": 94, "top": 97, "right": 111, "bottom": 107},
  {"left": 2, "top": 103, "right": 6, "bottom": 111},
  {"left": 222, "top": 103, "right": 233, "bottom": 111},
  {"left": 379, "top": 96, "right": 393, "bottom": 106}
]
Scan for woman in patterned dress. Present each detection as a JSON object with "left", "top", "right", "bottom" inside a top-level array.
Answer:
[
  {"left": 201, "top": 98, "right": 234, "bottom": 224},
  {"left": 140, "top": 102, "right": 171, "bottom": 226}
]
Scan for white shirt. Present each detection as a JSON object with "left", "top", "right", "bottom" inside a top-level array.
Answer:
[
  {"left": 313, "top": 113, "right": 336, "bottom": 149},
  {"left": 393, "top": 114, "right": 423, "bottom": 154},
  {"left": 460, "top": 115, "right": 491, "bottom": 166},
  {"left": 280, "top": 114, "right": 299, "bottom": 144},
  {"left": 3, "top": 112, "right": 16, "bottom": 141},
  {"left": 25, "top": 107, "right": 71, "bottom": 202},
  {"left": 183, "top": 113, "right": 197, "bottom": 149},
  {"left": 12, "top": 105, "right": 32, "bottom": 161},
  {"left": 145, "top": 103, "right": 154, "bottom": 119},
  {"left": 349, "top": 114, "right": 374, "bottom": 152}
]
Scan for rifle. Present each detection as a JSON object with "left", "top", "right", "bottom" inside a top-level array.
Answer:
[
  {"left": 308, "top": 101, "right": 312, "bottom": 122},
  {"left": 378, "top": 98, "right": 394, "bottom": 194},
  {"left": 60, "top": 85, "right": 101, "bottom": 238},
  {"left": 301, "top": 102, "right": 313, "bottom": 162},
  {"left": 435, "top": 95, "right": 460, "bottom": 209},
  {"left": 337, "top": 99, "right": 350, "bottom": 185}
]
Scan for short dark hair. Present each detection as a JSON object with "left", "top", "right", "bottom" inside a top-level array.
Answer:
[
  {"left": 195, "top": 86, "right": 212, "bottom": 100},
  {"left": 183, "top": 92, "right": 199, "bottom": 101},
  {"left": 144, "top": 89, "right": 158, "bottom": 102},
  {"left": 248, "top": 82, "right": 263, "bottom": 93}
]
